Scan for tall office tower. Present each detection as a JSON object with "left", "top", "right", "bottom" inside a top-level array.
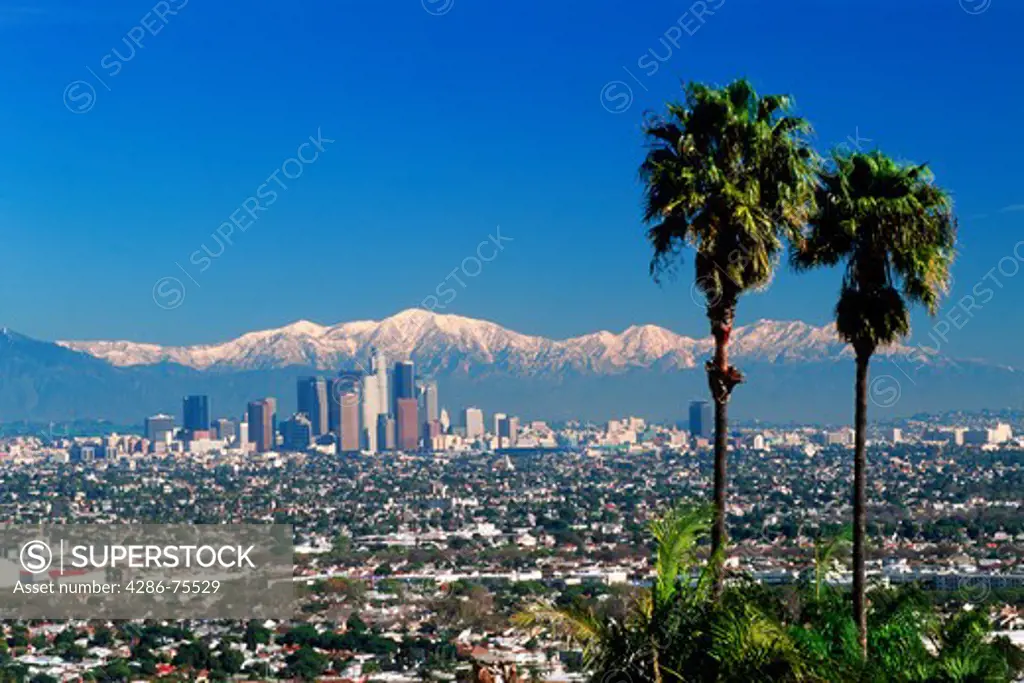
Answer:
[
  {"left": 144, "top": 414, "right": 175, "bottom": 444},
  {"left": 423, "top": 420, "right": 442, "bottom": 451},
  {"left": 331, "top": 371, "right": 361, "bottom": 434},
  {"left": 296, "top": 377, "right": 329, "bottom": 436},
  {"left": 237, "top": 421, "right": 249, "bottom": 451},
  {"left": 422, "top": 380, "right": 439, "bottom": 423},
  {"left": 360, "top": 373, "right": 379, "bottom": 453},
  {"left": 182, "top": 395, "right": 210, "bottom": 434},
  {"left": 396, "top": 397, "right": 419, "bottom": 451},
  {"left": 463, "top": 407, "right": 484, "bottom": 439},
  {"left": 266, "top": 397, "right": 278, "bottom": 444},
  {"left": 377, "top": 414, "right": 396, "bottom": 451},
  {"left": 497, "top": 415, "right": 519, "bottom": 448},
  {"left": 247, "top": 399, "right": 274, "bottom": 453},
  {"left": 689, "top": 400, "right": 713, "bottom": 439},
  {"left": 392, "top": 360, "right": 415, "bottom": 414},
  {"left": 282, "top": 413, "right": 313, "bottom": 451},
  {"left": 213, "top": 418, "right": 237, "bottom": 441},
  {"left": 371, "top": 348, "right": 389, "bottom": 416},
  {"left": 327, "top": 378, "right": 341, "bottom": 434},
  {"left": 493, "top": 412, "right": 507, "bottom": 438},
  {"left": 338, "top": 387, "right": 361, "bottom": 453},
  {"left": 439, "top": 407, "right": 450, "bottom": 433}
]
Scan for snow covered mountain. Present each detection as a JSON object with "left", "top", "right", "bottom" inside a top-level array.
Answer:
[
  {"left": 58, "top": 309, "right": 913, "bottom": 375},
  {"left": 0, "top": 311, "right": 1015, "bottom": 423}
]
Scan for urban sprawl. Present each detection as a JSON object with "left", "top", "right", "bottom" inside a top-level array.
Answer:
[{"left": 0, "top": 353, "right": 1020, "bottom": 680}]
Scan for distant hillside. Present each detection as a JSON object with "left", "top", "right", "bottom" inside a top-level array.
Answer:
[{"left": 0, "top": 311, "right": 1017, "bottom": 423}]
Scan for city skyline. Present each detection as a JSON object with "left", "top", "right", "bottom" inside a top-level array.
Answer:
[{"left": 142, "top": 351, "right": 530, "bottom": 455}]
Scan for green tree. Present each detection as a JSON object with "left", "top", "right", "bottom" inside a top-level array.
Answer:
[
  {"left": 285, "top": 646, "right": 327, "bottom": 681},
  {"left": 94, "top": 659, "right": 132, "bottom": 683},
  {"left": 281, "top": 624, "right": 319, "bottom": 647},
  {"left": 1, "top": 664, "right": 28, "bottom": 683},
  {"left": 52, "top": 629, "right": 78, "bottom": 649},
  {"left": 244, "top": 661, "right": 271, "bottom": 678},
  {"left": 244, "top": 620, "right": 271, "bottom": 650},
  {"left": 8, "top": 626, "right": 29, "bottom": 649},
  {"left": 793, "top": 150, "right": 956, "bottom": 655},
  {"left": 331, "top": 533, "right": 352, "bottom": 557},
  {"left": 218, "top": 648, "right": 245, "bottom": 675},
  {"left": 793, "top": 582, "right": 1023, "bottom": 681},
  {"left": 89, "top": 627, "right": 114, "bottom": 648},
  {"left": 640, "top": 78, "right": 817, "bottom": 588}
]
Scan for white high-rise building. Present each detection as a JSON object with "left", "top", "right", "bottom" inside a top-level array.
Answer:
[
  {"left": 423, "top": 380, "right": 439, "bottom": 423},
  {"left": 992, "top": 423, "right": 1013, "bottom": 443},
  {"left": 464, "top": 407, "right": 484, "bottom": 439},
  {"left": 237, "top": 421, "right": 249, "bottom": 452},
  {"left": 493, "top": 412, "right": 506, "bottom": 438},
  {"left": 371, "top": 348, "right": 389, "bottom": 417},
  {"left": 361, "top": 374, "right": 380, "bottom": 453}
]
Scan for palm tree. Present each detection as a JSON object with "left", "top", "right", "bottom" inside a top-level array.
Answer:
[
  {"left": 640, "top": 79, "right": 818, "bottom": 588},
  {"left": 793, "top": 150, "right": 957, "bottom": 657},
  {"left": 794, "top": 582, "right": 1024, "bottom": 682},
  {"left": 514, "top": 507, "right": 808, "bottom": 683},
  {"left": 812, "top": 529, "right": 851, "bottom": 603}
]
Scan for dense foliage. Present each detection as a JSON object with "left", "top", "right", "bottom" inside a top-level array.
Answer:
[{"left": 516, "top": 507, "right": 1023, "bottom": 683}]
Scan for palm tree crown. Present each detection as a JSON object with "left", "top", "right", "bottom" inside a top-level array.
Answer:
[
  {"left": 641, "top": 78, "right": 817, "bottom": 313},
  {"left": 794, "top": 150, "right": 957, "bottom": 356}
]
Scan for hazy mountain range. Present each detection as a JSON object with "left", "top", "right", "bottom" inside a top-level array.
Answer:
[
  {"left": 0, "top": 309, "right": 1019, "bottom": 425},
  {"left": 59, "top": 309, "right": 882, "bottom": 373}
]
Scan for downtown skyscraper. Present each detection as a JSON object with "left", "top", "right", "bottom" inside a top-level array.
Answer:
[
  {"left": 327, "top": 377, "right": 342, "bottom": 435},
  {"left": 247, "top": 399, "right": 274, "bottom": 453},
  {"left": 392, "top": 360, "right": 415, "bottom": 415},
  {"left": 296, "top": 377, "right": 329, "bottom": 437},
  {"left": 689, "top": 400, "right": 713, "bottom": 439},
  {"left": 392, "top": 360, "right": 418, "bottom": 451},
  {"left": 361, "top": 372, "right": 379, "bottom": 452},
  {"left": 463, "top": 407, "right": 484, "bottom": 439},
  {"left": 182, "top": 395, "right": 210, "bottom": 435},
  {"left": 371, "top": 348, "right": 389, "bottom": 417},
  {"left": 336, "top": 371, "right": 362, "bottom": 453},
  {"left": 396, "top": 397, "right": 418, "bottom": 451},
  {"left": 422, "top": 380, "right": 439, "bottom": 424}
]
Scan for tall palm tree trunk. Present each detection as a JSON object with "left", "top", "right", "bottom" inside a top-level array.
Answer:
[
  {"left": 712, "top": 345, "right": 728, "bottom": 569},
  {"left": 707, "top": 305, "right": 740, "bottom": 598},
  {"left": 853, "top": 351, "right": 870, "bottom": 658},
  {"left": 711, "top": 394, "right": 728, "bottom": 600}
]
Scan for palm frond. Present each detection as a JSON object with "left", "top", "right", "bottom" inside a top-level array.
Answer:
[
  {"left": 649, "top": 506, "right": 712, "bottom": 606},
  {"left": 792, "top": 150, "right": 957, "bottom": 354},
  {"left": 641, "top": 78, "right": 819, "bottom": 303}
]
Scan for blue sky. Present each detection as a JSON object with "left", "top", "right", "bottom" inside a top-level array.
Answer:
[{"left": 1, "top": 0, "right": 1022, "bottom": 365}]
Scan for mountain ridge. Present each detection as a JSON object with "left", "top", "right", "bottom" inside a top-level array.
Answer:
[
  {"left": 56, "top": 309, "right": 935, "bottom": 375},
  {"left": 0, "top": 310, "right": 1019, "bottom": 423}
]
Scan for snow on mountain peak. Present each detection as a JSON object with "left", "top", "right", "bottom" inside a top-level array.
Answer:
[
  {"left": 279, "top": 320, "right": 328, "bottom": 336},
  {"left": 57, "top": 310, "right": 921, "bottom": 375}
]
